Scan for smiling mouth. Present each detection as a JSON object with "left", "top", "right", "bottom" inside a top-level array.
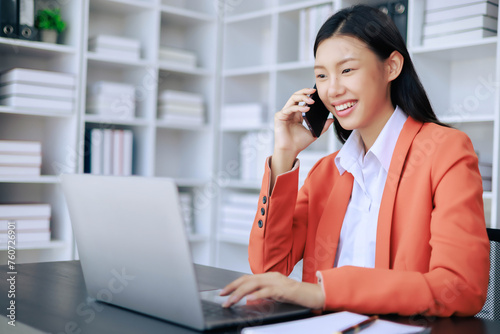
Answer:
[{"left": 334, "top": 101, "right": 357, "bottom": 112}]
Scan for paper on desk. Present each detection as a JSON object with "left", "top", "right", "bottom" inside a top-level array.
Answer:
[{"left": 241, "top": 311, "right": 429, "bottom": 334}]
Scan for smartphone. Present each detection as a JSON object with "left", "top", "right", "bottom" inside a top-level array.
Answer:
[{"left": 302, "top": 85, "right": 330, "bottom": 138}]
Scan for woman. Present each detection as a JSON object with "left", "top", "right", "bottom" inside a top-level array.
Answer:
[{"left": 220, "top": 5, "right": 490, "bottom": 316}]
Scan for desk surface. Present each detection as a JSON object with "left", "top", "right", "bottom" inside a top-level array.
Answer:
[{"left": 0, "top": 261, "right": 499, "bottom": 334}]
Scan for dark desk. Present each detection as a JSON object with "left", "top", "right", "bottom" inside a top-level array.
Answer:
[{"left": 0, "top": 261, "right": 499, "bottom": 333}]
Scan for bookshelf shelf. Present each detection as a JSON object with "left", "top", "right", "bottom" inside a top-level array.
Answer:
[
  {"left": 160, "top": 7, "right": 215, "bottom": 24},
  {"left": 410, "top": 38, "right": 497, "bottom": 61},
  {"left": 0, "top": 240, "right": 67, "bottom": 251},
  {"left": 158, "top": 63, "right": 212, "bottom": 76},
  {"left": 224, "top": 10, "right": 274, "bottom": 24},
  {"left": 0, "top": 38, "right": 76, "bottom": 57},
  {"left": 85, "top": 115, "right": 150, "bottom": 126},
  {"left": 88, "top": 0, "right": 155, "bottom": 14},
  {"left": 440, "top": 115, "right": 496, "bottom": 124},
  {"left": 0, "top": 176, "right": 61, "bottom": 184},
  {"left": 0, "top": 106, "right": 74, "bottom": 118},
  {"left": 223, "top": 66, "right": 272, "bottom": 77},
  {"left": 277, "top": 0, "right": 334, "bottom": 13}
]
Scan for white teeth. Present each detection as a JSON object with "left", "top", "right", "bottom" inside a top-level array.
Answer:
[{"left": 335, "top": 101, "right": 356, "bottom": 111}]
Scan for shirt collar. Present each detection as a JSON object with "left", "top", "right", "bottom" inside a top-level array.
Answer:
[{"left": 335, "top": 105, "right": 408, "bottom": 174}]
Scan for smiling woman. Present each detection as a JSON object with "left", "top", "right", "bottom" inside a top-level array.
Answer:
[{"left": 220, "top": 5, "right": 490, "bottom": 317}]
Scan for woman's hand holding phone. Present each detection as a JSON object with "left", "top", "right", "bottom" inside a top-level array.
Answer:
[{"left": 270, "top": 87, "right": 333, "bottom": 192}]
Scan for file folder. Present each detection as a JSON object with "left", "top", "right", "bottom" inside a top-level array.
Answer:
[
  {"left": 19, "top": 0, "right": 37, "bottom": 41},
  {"left": 0, "top": 0, "right": 19, "bottom": 39}
]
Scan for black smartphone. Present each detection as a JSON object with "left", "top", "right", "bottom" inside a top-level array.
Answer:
[{"left": 302, "top": 85, "right": 330, "bottom": 138}]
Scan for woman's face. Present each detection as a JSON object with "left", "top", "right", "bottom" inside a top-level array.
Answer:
[{"left": 314, "top": 35, "right": 395, "bottom": 138}]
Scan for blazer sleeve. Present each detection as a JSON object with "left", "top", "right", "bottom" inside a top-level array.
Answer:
[
  {"left": 248, "top": 156, "right": 309, "bottom": 275},
  {"left": 318, "top": 130, "right": 490, "bottom": 317}
]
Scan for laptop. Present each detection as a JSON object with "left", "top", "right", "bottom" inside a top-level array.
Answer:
[{"left": 60, "top": 174, "right": 311, "bottom": 331}]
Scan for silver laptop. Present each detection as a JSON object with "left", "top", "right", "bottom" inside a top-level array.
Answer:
[{"left": 60, "top": 174, "right": 311, "bottom": 331}]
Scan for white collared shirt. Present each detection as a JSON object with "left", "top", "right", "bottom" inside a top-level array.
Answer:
[{"left": 333, "top": 106, "right": 408, "bottom": 268}]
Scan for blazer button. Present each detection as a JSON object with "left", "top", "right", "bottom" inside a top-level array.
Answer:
[
  {"left": 258, "top": 220, "right": 263, "bottom": 228},
  {"left": 261, "top": 208, "right": 265, "bottom": 215},
  {"left": 262, "top": 196, "right": 267, "bottom": 204}
]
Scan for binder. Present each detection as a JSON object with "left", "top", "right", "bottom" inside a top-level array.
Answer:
[
  {"left": 0, "top": 0, "right": 19, "bottom": 39},
  {"left": 377, "top": 1, "right": 408, "bottom": 43},
  {"left": 19, "top": 0, "right": 37, "bottom": 41}
]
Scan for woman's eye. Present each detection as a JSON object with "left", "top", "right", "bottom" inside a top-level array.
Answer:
[
  {"left": 316, "top": 74, "right": 326, "bottom": 79},
  {"left": 342, "top": 68, "right": 352, "bottom": 74}
]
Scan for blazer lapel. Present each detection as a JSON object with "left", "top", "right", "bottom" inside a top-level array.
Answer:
[
  {"left": 315, "top": 171, "right": 354, "bottom": 270},
  {"left": 375, "top": 117, "right": 424, "bottom": 268}
]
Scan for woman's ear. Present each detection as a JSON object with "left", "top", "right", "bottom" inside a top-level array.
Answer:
[{"left": 387, "top": 51, "right": 404, "bottom": 82}]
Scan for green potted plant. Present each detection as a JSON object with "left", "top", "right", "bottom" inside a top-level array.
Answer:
[{"left": 35, "top": 8, "right": 67, "bottom": 44}]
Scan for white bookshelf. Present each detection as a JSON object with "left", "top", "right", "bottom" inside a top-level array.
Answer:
[
  {"left": 1, "top": 0, "right": 498, "bottom": 271},
  {"left": 215, "top": 0, "right": 500, "bottom": 274}
]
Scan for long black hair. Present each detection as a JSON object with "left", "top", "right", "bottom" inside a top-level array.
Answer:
[{"left": 314, "top": 5, "right": 447, "bottom": 143}]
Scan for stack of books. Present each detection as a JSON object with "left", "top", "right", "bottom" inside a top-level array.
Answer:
[
  {"left": 221, "top": 103, "right": 265, "bottom": 129},
  {"left": 299, "top": 4, "right": 334, "bottom": 62},
  {"left": 157, "top": 90, "right": 204, "bottom": 125},
  {"left": 88, "top": 35, "right": 141, "bottom": 60},
  {"left": 240, "top": 132, "right": 272, "bottom": 181},
  {"left": 87, "top": 81, "right": 136, "bottom": 119},
  {"left": 479, "top": 161, "right": 493, "bottom": 191},
  {"left": 220, "top": 192, "right": 258, "bottom": 237},
  {"left": 0, "top": 203, "right": 51, "bottom": 245},
  {"left": 159, "top": 46, "right": 197, "bottom": 68},
  {"left": 84, "top": 128, "right": 133, "bottom": 176},
  {"left": 297, "top": 151, "right": 325, "bottom": 188},
  {"left": 0, "top": 140, "right": 42, "bottom": 176},
  {"left": 0, "top": 68, "right": 75, "bottom": 113},
  {"left": 179, "top": 192, "right": 194, "bottom": 236},
  {"left": 423, "top": 0, "right": 498, "bottom": 46}
]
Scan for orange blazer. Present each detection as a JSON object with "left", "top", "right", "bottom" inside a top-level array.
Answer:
[{"left": 248, "top": 117, "right": 490, "bottom": 317}]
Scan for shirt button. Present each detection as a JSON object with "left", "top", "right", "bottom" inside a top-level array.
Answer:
[
  {"left": 262, "top": 196, "right": 267, "bottom": 204},
  {"left": 261, "top": 208, "right": 265, "bottom": 215},
  {"left": 258, "top": 220, "right": 263, "bottom": 228}
]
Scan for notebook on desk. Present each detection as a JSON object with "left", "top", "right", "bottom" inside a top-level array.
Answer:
[{"left": 61, "top": 174, "right": 311, "bottom": 331}]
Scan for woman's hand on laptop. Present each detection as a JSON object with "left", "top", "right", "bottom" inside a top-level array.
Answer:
[{"left": 219, "top": 272, "right": 325, "bottom": 309}]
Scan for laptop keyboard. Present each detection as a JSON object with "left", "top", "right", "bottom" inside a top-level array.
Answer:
[{"left": 202, "top": 300, "right": 264, "bottom": 320}]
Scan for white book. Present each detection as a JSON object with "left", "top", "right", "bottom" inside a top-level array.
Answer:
[
  {"left": 90, "top": 129, "right": 103, "bottom": 175},
  {"left": 0, "top": 219, "right": 50, "bottom": 232},
  {"left": 222, "top": 103, "right": 263, "bottom": 116},
  {"left": 158, "top": 104, "right": 204, "bottom": 116},
  {"left": 87, "top": 94, "right": 135, "bottom": 107},
  {"left": 86, "top": 106, "right": 135, "bottom": 120},
  {"left": 0, "top": 83, "right": 75, "bottom": 99},
  {"left": 0, "top": 140, "right": 41, "bottom": 155},
  {"left": 423, "top": 28, "right": 497, "bottom": 46},
  {"left": 122, "top": 130, "right": 133, "bottom": 176},
  {"left": 102, "top": 129, "right": 114, "bottom": 176},
  {"left": 88, "top": 81, "right": 136, "bottom": 97},
  {"left": 90, "top": 47, "right": 140, "bottom": 61},
  {"left": 0, "top": 166, "right": 40, "bottom": 176},
  {"left": 88, "top": 35, "right": 141, "bottom": 51},
  {"left": 0, "top": 95, "right": 73, "bottom": 112},
  {"left": 424, "top": 15, "right": 497, "bottom": 36},
  {"left": 113, "top": 130, "right": 124, "bottom": 176},
  {"left": 0, "top": 154, "right": 41, "bottom": 166},
  {"left": 426, "top": 0, "right": 499, "bottom": 12},
  {"left": 0, "top": 230, "right": 51, "bottom": 244},
  {"left": 158, "top": 90, "right": 204, "bottom": 104},
  {"left": 221, "top": 119, "right": 263, "bottom": 129},
  {"left": 159, "top": 47, "right": 197, "bottom": 67},
  {"left": 220, "top": 227, "right": 251, "bottom": 237},
  {"left": 0, "top": 68, "right": 75, "bottom": 87},
  {"left": 221, "top": 206, "right": 256, "bottom": 222},
  {"left": 425, "top": 2, "right": 498, "bottom": 23},
  {"left": 0, "top": 203, "right": 51, "bottom": 219}
]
